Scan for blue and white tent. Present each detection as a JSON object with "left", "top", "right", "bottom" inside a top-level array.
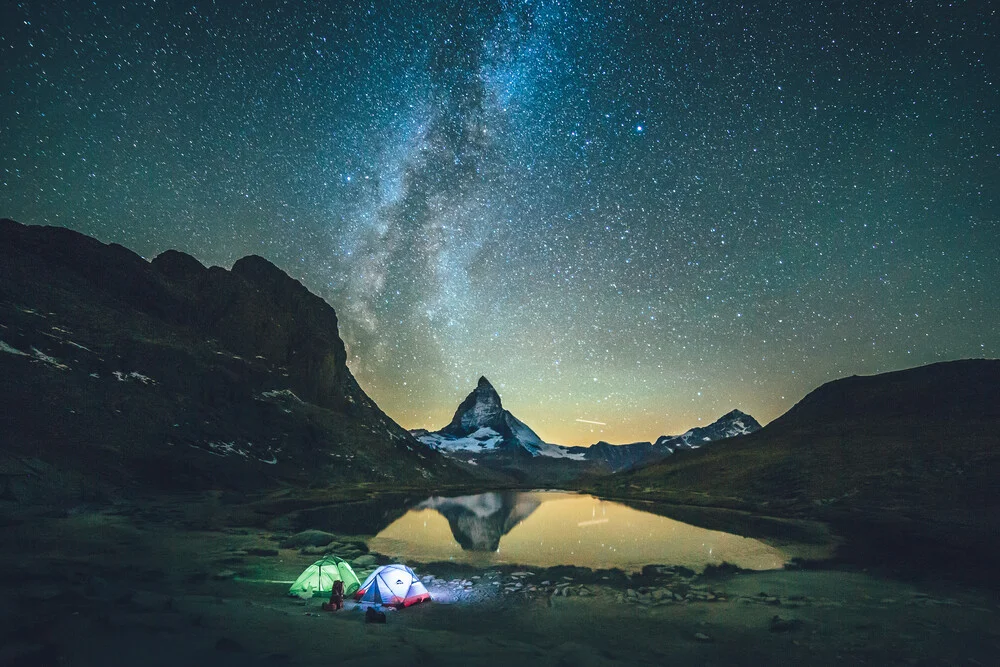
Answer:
[{"left": 354, "top": 564, "right": 430, "bottom": 608}]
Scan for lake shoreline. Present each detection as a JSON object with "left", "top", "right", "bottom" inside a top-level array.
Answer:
[{"left": 2, "top": 490, "right": 997, "bottom": 666}]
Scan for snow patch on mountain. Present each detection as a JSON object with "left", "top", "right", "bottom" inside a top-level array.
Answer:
[
  {"left": 416, "top": 427, "right": 504, "bottom": 454},
  {"left": 504, "top": 413, "right": 545, "bottom": 453},
  {"left": 189, "top": 440, "right": 281, "bottom": 464},
  {"left": 257, "top": 388, "right": 304, "bottom": 403},
  {"left": 112, "top": 370, "right": 156, "bottom": 385},
  {"left": 0, "top": 340, "right": 29, "bottom": 356},
  {"left": 533, "top": 442, "right": 587, "bottom": 461},
  {"left": 32, "top": 347, "right": 69, "bottom": 370}
]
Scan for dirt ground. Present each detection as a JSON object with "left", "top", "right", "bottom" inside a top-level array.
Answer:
[{"left": 1, "top": 496, "right": 997, "bottom": 666}]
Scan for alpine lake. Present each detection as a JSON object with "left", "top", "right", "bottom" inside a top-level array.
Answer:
[{"left": 368, "top": 490, "right": 792, "bottom": 572}]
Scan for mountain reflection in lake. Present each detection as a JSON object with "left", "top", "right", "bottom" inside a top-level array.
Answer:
[{"left": 368, "top": 491, "right": 787, "bottom": 572}]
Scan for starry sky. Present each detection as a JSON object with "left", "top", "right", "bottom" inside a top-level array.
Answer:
[{"left": 2, "top": 1, "right": 997, "bottom": 446}]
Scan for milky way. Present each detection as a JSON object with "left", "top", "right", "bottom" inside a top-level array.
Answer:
[{"left": 2, "top": 1, "right": 997, "bottom": 445}]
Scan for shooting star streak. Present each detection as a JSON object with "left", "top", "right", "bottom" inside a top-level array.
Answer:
[{"left": 575, "top": 418, "right": 607, "bottom": 426}]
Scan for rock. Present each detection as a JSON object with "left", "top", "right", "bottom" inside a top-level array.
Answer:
[
  {"left": 299, "top": 545, "right": 331, "bottom": 556},
  {"left": 769, "top": 615, "right": 804, "bottom": 633},
  {"left": 693, "top": 633, "right": 713, "bottom": 642},
  {"left": 351, "top": 554, "right": 377, "bottom": 568},
  {"left": 279, "top": 530, "right": 337, "bottom": 549},
  {"left": 247, "top": 548, "right": 279, "bottom": 557}
]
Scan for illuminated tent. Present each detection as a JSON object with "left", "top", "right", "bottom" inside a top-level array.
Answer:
[
  {"left": 354, "top": 563, "right": 430, "bottom": 608},
  {"left": 288, "top": 556, "right": 361, "bottom": 598}
]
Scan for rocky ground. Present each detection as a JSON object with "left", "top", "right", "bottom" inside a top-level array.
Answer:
[{"left": 1, "top": 494, "right": 997, "bottom": 666}]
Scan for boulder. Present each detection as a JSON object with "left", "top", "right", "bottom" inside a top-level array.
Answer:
[
  {"left": 279, "top": 530, "right": 336, "bottom": 549},
  {"left": 351, "top": 554, "right": 378, "bottom": 568}
]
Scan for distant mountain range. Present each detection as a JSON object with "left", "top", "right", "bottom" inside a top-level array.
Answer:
[
  {"left": 411, "top": 376, "right": 761, "bottom": 474},
  {"left": 594, "top": 358, "right": 1000, "bottom": 568},
  {"left": 0, "top": 219, "right": 465, "bottom": 499}
]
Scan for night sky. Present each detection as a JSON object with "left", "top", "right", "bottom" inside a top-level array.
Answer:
[{"left": 2, "top": 1, "right": 997, "bottom": 446}]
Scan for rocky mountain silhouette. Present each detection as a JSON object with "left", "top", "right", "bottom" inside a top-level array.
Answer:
[
  {"left": 414, "top": 376, "right": 580, "bottom": 460},
  {"left": 566, "top": 409, "right": 762, "bottom": 472},
  {"left": 0, "top": 219, "right": 466, "bottom": 499}
]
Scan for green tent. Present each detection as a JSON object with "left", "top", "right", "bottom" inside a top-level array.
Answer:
[{"left": 288, "top": 556, "right": 361, "bottom": 598}]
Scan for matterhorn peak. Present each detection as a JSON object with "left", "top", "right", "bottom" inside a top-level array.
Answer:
[{"left": 440, "top": 375, "right": 504, "bottom": 436}]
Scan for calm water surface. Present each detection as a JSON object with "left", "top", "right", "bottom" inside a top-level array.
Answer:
[{"left": 368, "top": 491, "right": 787, "bottom": 572}]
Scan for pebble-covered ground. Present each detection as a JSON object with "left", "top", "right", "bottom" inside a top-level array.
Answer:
[{"left": 1, "top": 500, "right": 997, "bottom": 666}]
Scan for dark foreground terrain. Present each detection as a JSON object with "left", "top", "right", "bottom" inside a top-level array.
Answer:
[{"left": 1, "top": 491, "right": 998, "bottom": 667}]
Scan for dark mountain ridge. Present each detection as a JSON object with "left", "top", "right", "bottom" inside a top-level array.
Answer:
[
  {"left": 0, "top": 219, "right": 465, "bottom": 498},
  {"left": 597, "top": 359, "right": 1000, "bottom": 566},
  {"left": 564, "top": 409, "right": 762, "bottom": 472}
]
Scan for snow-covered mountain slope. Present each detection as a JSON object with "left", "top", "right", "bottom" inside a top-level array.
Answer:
[
  {"left": 414, "top": 376, "right": 585, "bottom": 460},
  {"left": 412, "top": 426, "right": 504, "bottom": 454},
  {"left": 654, "top": 410, "right": 762, "bottom": 451},
  {"left": 411, "top": 377, "right": 758, "bottom": 473}
]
